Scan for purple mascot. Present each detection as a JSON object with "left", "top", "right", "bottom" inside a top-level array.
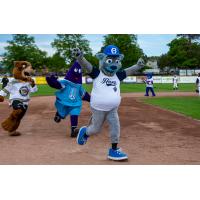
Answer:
[{"left": 46, "top": 61, "right": 90, "bottom": 137}]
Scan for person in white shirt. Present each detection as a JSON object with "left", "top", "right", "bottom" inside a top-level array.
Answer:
[
  {"left": 173, "top": 75, "right": 178, "bottom": 90},
  {"left": 72, "top": 46, "right": 144, "bottom": 161},
  {"left": 0, "top": 61, "right": 37, "bottom": 136},
  {"left": 196, "top": 73, "right": 200, "bottom": 96}
]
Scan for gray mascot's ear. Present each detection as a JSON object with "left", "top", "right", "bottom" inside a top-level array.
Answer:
[
  {"left": 119, "top": 54, "right": 124, "bottom": 61},
  {"left": 96, "top": 53, "right": 106, "bottom": 60}
]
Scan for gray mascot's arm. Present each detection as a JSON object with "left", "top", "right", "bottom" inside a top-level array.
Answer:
[
  {"left": 125, "top": 58, "right": 145, "bottom": 76},
  {"left": 77, "top": 56, "right": 93, "bottom": 73},
  {"left": 71, "top": 48, "right": 93, "bottom": 73}
]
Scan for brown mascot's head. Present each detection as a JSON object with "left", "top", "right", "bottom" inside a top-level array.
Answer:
[{"left": 13, "top": 61, "right": 35, "bottom": 81}]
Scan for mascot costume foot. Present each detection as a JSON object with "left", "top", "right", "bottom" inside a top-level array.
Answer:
[
  {"left": 0, "top": 61, "right": 38, "bottom": 136},
  {"left": 46, "top": 61, "right": 90, "bottom": 138},
  {"left": 72, "top": 46, "right": 145, "bottom": 161}
]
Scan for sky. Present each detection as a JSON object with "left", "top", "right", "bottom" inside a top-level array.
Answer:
[{"left": 0, "top": 34, "right": 177, "bottom": 57}]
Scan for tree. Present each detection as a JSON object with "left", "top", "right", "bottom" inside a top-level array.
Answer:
[
  {"left": 158, "top": 37, "right": 200, "bottom": 69},
  {"left": 1, "top": 34, "right": 47, "bottom": 72},
  {"left": 52, "top": 34, "right": 92, "bottom": 65},
  {"left": 85, "top": 53, "right": 99, "bottom": 68},
  {"left": 177, "top": 34, "right": 200, "bottom": 43},
  {"left": 157, "top": 54, "right": 171, "bottom": 69},
  {"left": 102, "top": 34, "right": 144, "bottom": 68},
  {"left": 44, "top": 53, "right": 67, "bottom": 72}
]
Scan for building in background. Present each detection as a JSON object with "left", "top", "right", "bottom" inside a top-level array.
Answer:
[{"left": 144, "top": 59, "right": 160, "bottom": 74}]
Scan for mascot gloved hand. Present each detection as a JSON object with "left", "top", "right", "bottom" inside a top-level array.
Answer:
[
  {"left": 46, "top": 61, "right": 90, "bottom": 138},
  {"left": 46, "top": 73, "right": 62, "bottom": 89},
  {"left": 137, "top": 58, "right": 145, "bottom": 67},
  {"left": 71, "top": 48, "right": 83, "bottom": 59},
  {"left": 25, "top": 77, "right": 36, "bottom": 88}
]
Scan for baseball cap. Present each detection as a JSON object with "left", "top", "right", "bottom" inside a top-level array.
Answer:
[{"left": 103, "top": 45, "right": 120, "bottom": 56}]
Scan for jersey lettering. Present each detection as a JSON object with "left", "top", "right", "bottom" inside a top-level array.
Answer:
[
  {"left": 69, "top": 88, "right": 76, "bottom": 100},
  {"left": 101, "top": 78, "right": 117, "bottom": 86}
]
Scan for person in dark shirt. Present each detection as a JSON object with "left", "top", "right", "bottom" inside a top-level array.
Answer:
[{"left": 1, "top": 75, "right": 9, "bottom": 89}]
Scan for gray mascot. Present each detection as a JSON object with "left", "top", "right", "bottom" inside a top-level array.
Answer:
[{"left": 72, "top": 45, "right": 144, "bottom": 161}]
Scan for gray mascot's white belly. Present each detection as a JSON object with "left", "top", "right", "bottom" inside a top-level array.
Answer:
[{"left": 91, "top": 71, "right": 121, "bottom": 111}]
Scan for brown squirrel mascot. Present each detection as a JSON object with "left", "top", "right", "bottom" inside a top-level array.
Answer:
[{"left": 0, "top": 61, "right": 38, "bottom": 136}]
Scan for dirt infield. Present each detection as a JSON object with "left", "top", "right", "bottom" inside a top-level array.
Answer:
[{"left": 0, "top": 92, "right": 200, "bottom": 164}]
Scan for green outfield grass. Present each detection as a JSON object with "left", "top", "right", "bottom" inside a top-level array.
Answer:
[
  {"left": 142, "top": 96, "right": 200, "bottom": 120},
  {"left": 30, "top": 83, "right": 196, "bottom": 96},
  {"left": 0, "top": 83, "right": 196, "bottom": 96}
]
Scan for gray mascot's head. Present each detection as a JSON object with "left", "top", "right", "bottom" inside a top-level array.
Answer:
[{"left": 96, "top": 45, "right": 124, "bottom": 76}]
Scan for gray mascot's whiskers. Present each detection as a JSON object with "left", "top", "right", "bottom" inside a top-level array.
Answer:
[{"left": 73, "top": 45, "right": 144, "bottom": 161}]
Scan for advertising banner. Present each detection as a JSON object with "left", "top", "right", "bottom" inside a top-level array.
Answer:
[
  {"left": 35, "top": 77, "right": 47, "bottom": 85},
  {"left": 179, "top": 76, "right": 197, "bottom": 83},
  {"left": 123, "top": 76, "right": 137, "bottom": 83},
  {"left": 161, "top": 76, "right": 174, "bottom": 83},
  {"left": 152, "top": 76, "right": 162, "bottom": 83}
]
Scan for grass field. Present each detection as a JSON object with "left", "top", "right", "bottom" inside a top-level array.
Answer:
[
  {"left": 0, "top": 83, "right": 196, "bottom": 96},
  {"left": 28, "top": 83, "right": 196, "bottom": 96},
  {"left": 1, "top": 83, "right": 199, "bottom": 121},
  {"left": 143, "top": 96, "right": 200, "bottom": 120}
]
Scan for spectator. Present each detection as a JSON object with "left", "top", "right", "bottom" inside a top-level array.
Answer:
[{"left": 1, "top": 75, "right": 9, "bottom": 89}]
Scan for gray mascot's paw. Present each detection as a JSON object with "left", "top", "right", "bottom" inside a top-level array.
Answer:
[
  {"left": 71, "top": 48, "right": 83, "bottom": 58},
  {"left": 137, "top": 58, "right": 145, "bottom": 67}
]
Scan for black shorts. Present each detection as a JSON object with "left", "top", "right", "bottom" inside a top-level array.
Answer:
[{"left": 12, "top": 100, "right": 28, "bottom": 119}]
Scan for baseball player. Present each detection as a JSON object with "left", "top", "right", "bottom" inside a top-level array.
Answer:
[
  {"left": 173, "top": 75, "right": 178, "bottom": 90},
  {"left": 196, "top": 73, "right": 200, "bottom": 96}
]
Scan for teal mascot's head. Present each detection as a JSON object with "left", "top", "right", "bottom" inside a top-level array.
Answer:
[{"left": 96, "top": 45, "right": 124, "bottom": 76}]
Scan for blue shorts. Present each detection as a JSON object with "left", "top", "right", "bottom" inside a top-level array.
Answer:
[{"left": 55, "top": 101, "right": 82, "bottom": 118}]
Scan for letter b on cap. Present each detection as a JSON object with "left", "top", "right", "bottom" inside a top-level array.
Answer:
[{"left": 111, "top": 48, "right": 117, "bottom": 54}]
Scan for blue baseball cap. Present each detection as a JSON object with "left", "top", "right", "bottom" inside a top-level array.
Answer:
[
  {"left": 103, "top": 45, "right": 120, "bottom": 56},
  {"left": 146, "top": 73, "right": 153, "bottom": 78}
]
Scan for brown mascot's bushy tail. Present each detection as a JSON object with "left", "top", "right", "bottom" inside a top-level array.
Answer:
[{"left": 1, "top": 109, "right": 25, "bottom": 135}]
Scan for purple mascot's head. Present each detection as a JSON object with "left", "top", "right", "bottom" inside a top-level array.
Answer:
[{"left": 65, "top": 61, "right": 82, "bottom": 84}]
